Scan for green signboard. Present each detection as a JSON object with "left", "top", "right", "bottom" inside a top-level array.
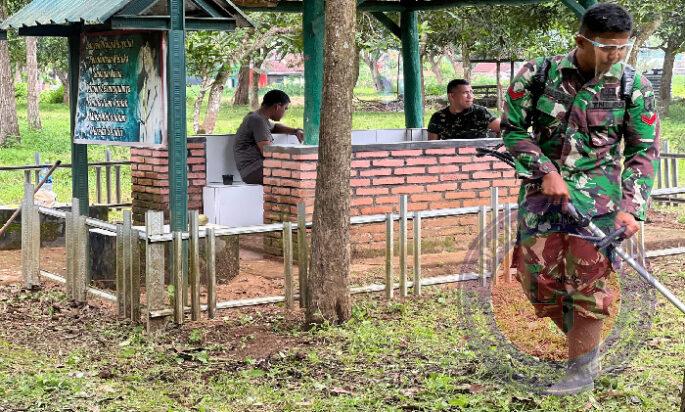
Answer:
[{"left": 75, "top": 32, "right": 167, "bottom": 147}]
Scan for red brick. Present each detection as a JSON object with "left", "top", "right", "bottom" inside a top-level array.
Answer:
[
  {"left": 189, "top": 149, "right": 205, "bottom": 157},
  {"left": 136, "top": 178, "right": 153, "bottom": 186},
  {"left": 458, "top": 147, "right": 478, "bottom": 155},
  {"left": 187, "top": 157, "right": 205, "bottom": 165},
  {"left": 192, "top": 179, "right": 206, "bottom": 186},
  {"left": 351, "top": 160, "right": 371, "bottom": 168},
  {"left": 408, "top": 202, "right": 429, "bottom": 211},
  {"left": 360, "top": 206, "right": 392, "bottom": 215},
  {"left": 291, "top": 171, "right": 318, "bottom": 180},
  {"left": 425, "top": 148, "right": 456, "bottom": 155},
  {"left": 272, "top": 169, "right": 292, "bottom": 178},
  {"left": 350, "top": 178, "right": 371, "bottom": 187},
  {"left": 407, "top": 175, "right": 439, "bottom": 184},
  {"left": 136, "top": 164, "right": 152, "bottom": 172},
  {"left": 282, "top": 161, "right": 317, "bottom": 171},
  {"left": 272, "top": 152, "right": 291, "bottom": 160},
  {"left": 360, "top": 168, "right": 392, "bottom": 177},
  {"left": 406, "top": 157, "right": 438, "bottom": 166},
  {"left": 472, "top": 171, "right": 502, "bottom": 179},
  {"left": 492, "top": 161, "right": 512, "bottom": 170},
  {"left": 351, "top": 197, "right": 373, "bottom": 206},
  {"left": 144, "top": 157, "right": 168, "bottom": 165},
  {"left": 291, "top": 153, "right": 319, "bottom": 161},
  {"left": 461, "top": 181, "right": 491, "bottom": 189},
  {"left": 446, "top": 191, "right": 476, "bottom": 200},
  {"left": 187, "top": 172, "right": 205, "bottom": 179},
  {"left": 439, "top": 156, "right": 472, "bottom": 164},
  {"left": 191, "top": 164, "right": 205, "bottom": 172},
  {"left": 153, "top": 166, "right": 168, "bottom": 173},
  {"left": 502, "top": 170, "right": 517, "bottom": 178},
  {"left": 394, "top": 166, "right": 425, "bottom": 175},
  {"left": 427, "top": 165, "right": 459, "bottom": 174},
  {"left": 153, "top": 180, "right": 169, "bottom": 187},
  {"left": 132, "top": 149, "right": 152, "bottom": 157},
  {"left": 494, "top": 179, "right": 519, "bottom": 188},
  {"left": 147, "top": 187, "right": 170, "bottom": 195},
  {"left": 461, "top": 163, "right": 490, "bottom": 172},
  {"left": 356, "top": 187, "right": 389, "bottom": 196},
  {"left": 391, "top": 186, "right": 424, "bottom": 194},
  {"left": 355, "top": 151, "right": 390, "bottom": 159},
  {"left": 372, "top": 158, "right": 404, "bottom": 167},
  {"left": 390, "top": 149, "right": 422, "bottom": 157},
  {"left": 187, "top": 142, "right": 205, "bottom": 149},
  {"left": 439, "top": 173, "right": 470, "bottom": 181},
  {"left": 427, "top": 183, "right": 457, "bottom": 192},
  {"left": 264, "top": 159, "right": 282, "bottom": 169},
  {"left": 132, "top": 170, "right": 146, "bottom": 178},
  {"left": 463, "top": 198, "right": 491, "bottom": 207},
  {"left": 411, "top": 193, "right": 444, "bottom": 202},
  {"left": 130, "top": 156, "right": 146, "bottom": 163},
  {"left": 373, "top": 176, "right": 405, "bottom": 185},
  {"left": 152, "top": 150, "right": 168, "bottom": 158},
  {"left": 188, "top": 186, "right": 203, "bottom": 194},
  {"left": 374, "top": 195, "right": 399, "bottom": 205}
]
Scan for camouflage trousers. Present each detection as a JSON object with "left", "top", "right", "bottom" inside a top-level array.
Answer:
[{"left": 512, "top": 231, "right": 615, "bottom": 329}]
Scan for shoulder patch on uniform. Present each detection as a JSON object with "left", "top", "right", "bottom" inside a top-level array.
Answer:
[
  {"left": 644, "top": 96, "right": 656, "bottom": 112},
  {"left": 641, "top": 113, "right": 657, "bottom": 126},
  {"left": 508, "top": 87, "right": 525, "bottom": 100}
]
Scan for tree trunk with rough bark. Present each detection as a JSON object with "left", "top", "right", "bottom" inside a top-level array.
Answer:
[
  {"left": 192, "top": 74, "right": 212, "bottom": 134},
  {"left": 445, "top": 47, "right": 464, "bottom": 78},
  {"left": 55, "top": 69, "right": 69, "bottom": 104},
  {"left": 305, "top": 0, "right": 356, "bottom": 326},
  {"left": 361, "top": 51, "right": 383, "bottom": 92},
  {"left": 628, "top": 15, "right": 662, "bottom": 67},
  {"left": 250, "top": 59, "right": 265, "bottom": 111},
  {"left": 233, "top": 64, "right": 250, "bottom": 106},
  {"left": 428, "top": 54, "right": 444, "bottom": 85},
  {"left": 26, "top": 37, "right": 42, "bottom": 130},
  {"left": 660, "top": 47, "right": 676, "bottom": 116},
  {"left": 201, "top": 64, "right": 231, "bottom": 134},
  {"left": 0, "top": 2, "right": 20, "bottom": 145},
  {"left": 461, "top": 43, "right": 472, "bottom": 82}
]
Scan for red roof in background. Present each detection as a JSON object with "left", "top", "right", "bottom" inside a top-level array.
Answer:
[{"left": 263, "top": 55, "right": 304, "bottom": 74}]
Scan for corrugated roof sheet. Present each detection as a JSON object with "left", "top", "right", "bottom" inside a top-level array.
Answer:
[
  {"left": 1, "top": 0, "right": 252, "bottom": 31},
  {"left": 1, "top": 0, "right": 132, "bottom": 30}
]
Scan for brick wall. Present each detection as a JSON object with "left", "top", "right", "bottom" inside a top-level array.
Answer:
[
  {"left": 263, "top": 139, "right": 519, "bottom": 255},
  {"left": 131, "top": 137, "right": 207, "bottom": 224}
]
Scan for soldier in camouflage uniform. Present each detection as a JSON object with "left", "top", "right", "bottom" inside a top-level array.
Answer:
[
  {"left": 502, "top": 3, "right": 659, "bottom": 395},
  {"left": 427, "top": 79, "right": 500, "bottom": 140}
]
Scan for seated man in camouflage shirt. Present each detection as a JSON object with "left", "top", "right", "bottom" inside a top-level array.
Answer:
[{"left": 427, "top": 79, "right": 500, "bottom": 140}]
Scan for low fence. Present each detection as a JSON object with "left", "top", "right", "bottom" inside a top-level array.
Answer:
[
  {"left": 0, "top": 149, "right": 131, "bottom": 207},
  {"left": 17, "top": 177, "right": 685, "bottom": 330}
]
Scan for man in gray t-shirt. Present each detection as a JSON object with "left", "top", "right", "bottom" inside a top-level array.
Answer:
[{"left": 233, "top": 90, "right": 304, "bottom": 185}]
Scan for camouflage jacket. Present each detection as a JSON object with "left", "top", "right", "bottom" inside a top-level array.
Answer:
[
  {"left": 427, "top": 105, "right": 495, "bottom": 140},
  {"left": 502, "top": 51, "right": 660, "bottom": 235}
]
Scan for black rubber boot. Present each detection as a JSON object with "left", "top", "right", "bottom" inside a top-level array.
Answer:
[{"left": 544, "top": 349, "right": 599, "bottom": 396}]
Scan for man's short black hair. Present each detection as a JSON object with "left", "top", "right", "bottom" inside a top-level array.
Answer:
[
  {"left": 262, "top": 89, "right": 290, "bottom": 107},
  {"left": 580, "top": 3, "right": 632, "bottom": 35},
  {"left": 447, "top": 79, "right": 470, "bottom": 94}
]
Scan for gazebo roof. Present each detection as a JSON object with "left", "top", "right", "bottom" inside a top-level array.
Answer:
[{"left": 1, "top": 0, "right": 252, "bottom": 35}]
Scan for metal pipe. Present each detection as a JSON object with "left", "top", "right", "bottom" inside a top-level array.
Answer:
[
  {"left": 39, "top": 270, "right": 117, "bottom": 302},
  {"left": 399, "top": 195, "right": 408, "bottom": 297},
  {"left": 385, "top": 212, "right": 394, "bottom": 301},
  {"left": 413, "top": 211, "right": 422, "bottom": 296}
]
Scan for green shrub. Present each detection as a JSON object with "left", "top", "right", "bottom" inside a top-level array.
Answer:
[
  {"left": 40, "top": 86, "right": 65, "bottom": 104},
  {"left": 14, "top": 82, "right": 28, "bottom": 99}
]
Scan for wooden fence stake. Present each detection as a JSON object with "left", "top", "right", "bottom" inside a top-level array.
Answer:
[
  {"left": 297, "top": 202, "right": 308, "bottom": 308},
  {"left": 479, "top": 205, "right": 487, "bottom": 287},
  {"left": 503, "top": 203, "right": 512, "bottom": 283},
  {"left": 21, "top": 183, "right": 40, "bottom": 289},
  {"left": 413, "top": 211, "right": 422, "bottom": 297},
  {"left": 145, "top": 211, "right": 166, "bottom": 330},
  {"left": 490, "top": 187, "right": 499, "bottom": 285},
  {"left": 283, "top": 221, "right": 294, "bottom": 309},
  {"left": 399, "top": 195, "right": 408, "bottom": 297},
  {"left": 207, "top": 227, "right": 217, "bottom": 319},
  {"left": 122, "top": 210, "right": 133, "bottom": 318},
  {"left": 115, "top": 223, "right": 125, "bottom": 316},
  {"left": 189, "top": 211, "right": 201, "bottom": 321},
  {"left": 385, "top": 212, "right": 394, "bottom": 301},
  {"left": 172, "top": 231, "right": 184, "bottom": 325}
]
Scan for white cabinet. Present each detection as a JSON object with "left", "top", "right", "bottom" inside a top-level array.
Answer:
[{"left": 203, "top": 184, "right": 264, "bottom": 227}]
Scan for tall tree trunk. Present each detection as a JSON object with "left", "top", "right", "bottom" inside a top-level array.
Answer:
[
  {"left": 0, "top": 1, "right": 20, "bottom": 144},
  {"left": 233, "top": 64, "right": 250, "bottom": 106},
  {"left": 201, "top": 64, "right": 231, "bottom": 134},
  {"left": 660, "top": 46, "right": 676, "bottom": 116},
  {"left": 26, "top": 37, "right": 42, "bottom": 130},
  {"left": 250, "top": 59, "right": 265, "bottom": 111},
  {"left": 445, "top": 47, "right": 464, "bottom": 78},
  {"left": 461, "top": 43, "right": 472, "bottom": 82},
  {"left": 192, "top": 74, "right": 212, "bottom": 134},
  {"left": 428, "top": 54, "right": 444, "bottom": 84},
  {"left": 306, "top": 0, "right": 356, "bottom": 326},
  {"left": 361, "top": 51, "right": 383, "bottom": 92},
  {"left": 628, "top": 15, "right": 663, "bottom": 67},
  {"left": 55, "top": 69, "right": 69, "bottom": 104}
]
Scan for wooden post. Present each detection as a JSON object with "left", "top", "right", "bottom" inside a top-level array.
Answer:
[
  {"left": 399, "top": 195, "right": 408, "bottom": 297},
  {"left": 115, "top": 223, "right": 125, "bottom": 316},
  {"left": 122, "top": 210, "right": 133, "bottom": 318},
  {"left": 95, "top": 166, "right": 102, "bottom": 204},
  {"left": 638, "top": 221, "right": 646, "bottom": 267},
  {"left": 21, "top": 183, "right": 40, "bottom": 289},
  {"left": 413, "top": 211, "right": 422, "bottom": 297},
  {"left": 503, "top": 203, "right": 512, "bottom": 283},
  {"left": 479, "top": 205, "right": 487, "bottom": 286},
  {"left": 115, "top": 165, "right": 122, "bottom": 204},
  {"left": 145, "top": 211, "right": 166, "bottom": 330},
  {"left": 33, "top": 152, "right": 40, "bottom": 187},
  {"left": 385, "top": 212, "right": 394, "bottom": 301},
  {"left": 105, "top": 149, "right": 112, "bottom": 204},
  {"left": 206, "top": 227, "right": 217, "bottom": 319},
  {"left": 283, "top": 221, "right": 294, "bottom": 309},
  {"left": 189, "top": 211, "right": 201, "bottom": 321},
  {"left": 172, "top": 231, "right": 184, "bottom": 325},
  {"left": 73, "top": 212, "right": 88, "bottom": 303},
  {"left": 297, "top": 203, "right": 308, "bottom": 308},
  {"left": 24, "top": 170, "right": 31, "bottom": 184},
  {"left": 490, "top": 187, "right": 499, "bottom": 285}
]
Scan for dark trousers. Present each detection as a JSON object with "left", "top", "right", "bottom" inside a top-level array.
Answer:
[{"left": 241, "top": 168, "right": 263, "bottom": 185}]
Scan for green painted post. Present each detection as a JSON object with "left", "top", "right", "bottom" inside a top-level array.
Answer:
[
  {"left": 302, "top": 0, "right": 324, "bottom": 145},
  {"left": 167, "top": 0, "right": 188, "bottom": 232},
  {"left": 400, "top": 11, "right": 422, "bottom": 129},
  {"left": 579, "top": 0, "right": 597, "bottom": 8},
  {"left": 68, "top": 30, "right": 89, "bottom": 216}
]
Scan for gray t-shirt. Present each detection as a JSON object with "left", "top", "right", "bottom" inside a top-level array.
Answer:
[{"left": 233, "top": 112, "right": 274, "bottom": 177}]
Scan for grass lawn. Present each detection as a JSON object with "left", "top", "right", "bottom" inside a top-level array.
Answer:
[{"left": 1, "top": 257, "right": 684, "bottom": 411}]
